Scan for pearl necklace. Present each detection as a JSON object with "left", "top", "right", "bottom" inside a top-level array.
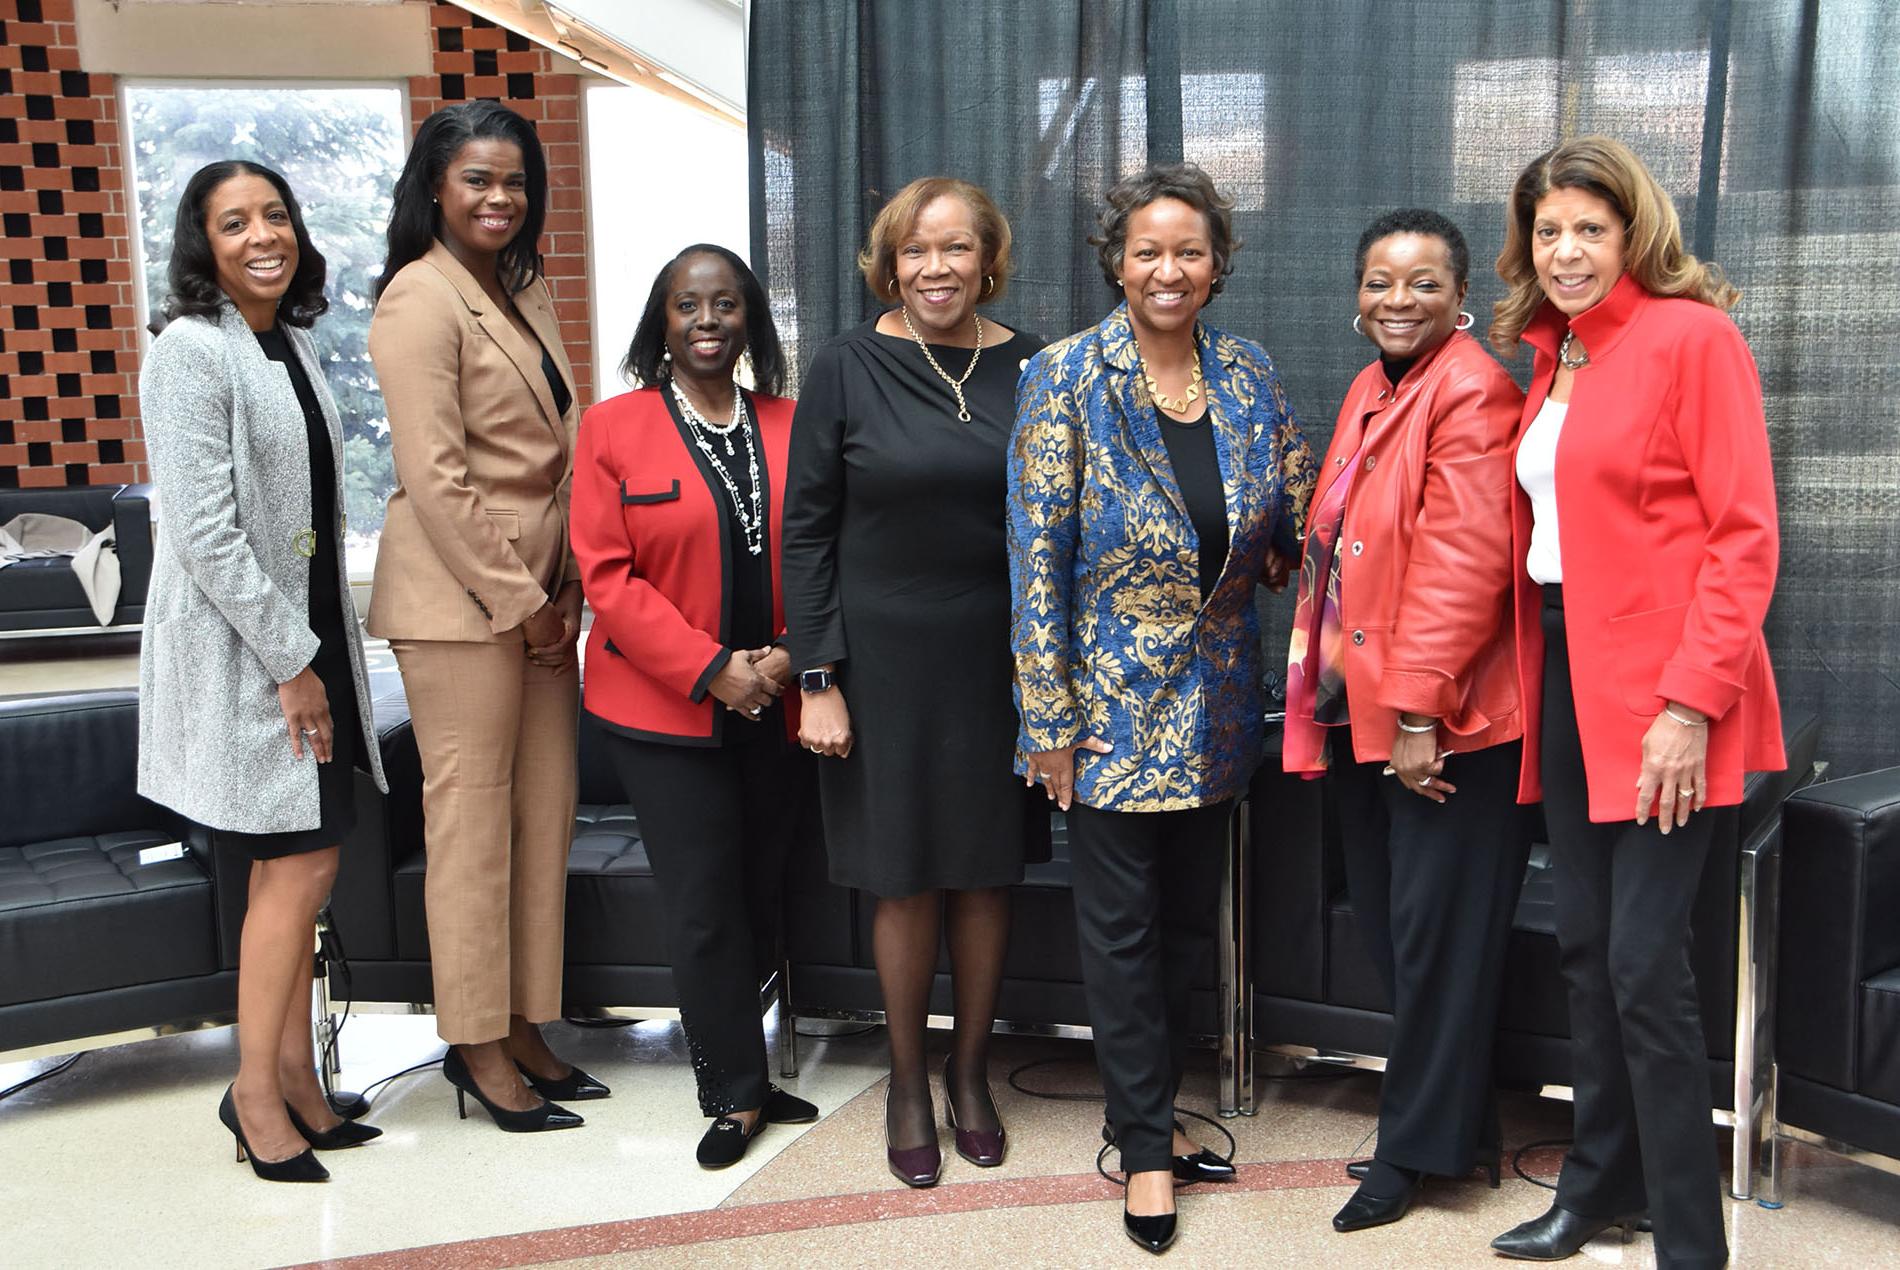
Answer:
[
  {"left": 671, "top": 381, "right": 764, "bottom": 556},
  {"left": 899, "top": 306, "right": 984, "bottom": 421}
]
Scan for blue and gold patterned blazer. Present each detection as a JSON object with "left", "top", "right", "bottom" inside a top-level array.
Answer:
[{"left": 1008, "top": 303, "right": 1316, "bottom": 812}]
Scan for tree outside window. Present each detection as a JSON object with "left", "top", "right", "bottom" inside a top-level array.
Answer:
[{"left": 125, "top": 84, "right": 406, "bottom": 563}]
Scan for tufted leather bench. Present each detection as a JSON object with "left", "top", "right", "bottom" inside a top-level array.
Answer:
[{"left": 0, "top": 690, "right": 230, "bottom": 1058}]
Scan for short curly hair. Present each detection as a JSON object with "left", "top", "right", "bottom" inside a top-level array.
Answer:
[
  {"left": 1353, "top": 208, "right": 1470, "bottom": 288},
  {"left": 1090, "top": 162, "right": 1240, "bottom": 300}
]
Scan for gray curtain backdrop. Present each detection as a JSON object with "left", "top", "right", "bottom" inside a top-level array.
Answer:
[{"left": 749, "top": 0, "right": 1900, "bottom": 778}]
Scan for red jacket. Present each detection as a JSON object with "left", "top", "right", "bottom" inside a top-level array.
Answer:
[
  {"left": 1510, "top": 276, "right": 1784, "bottom": 819},
  {"left": 571, "top": 386, "right": 799, "bottom": 744},
  {"left": 1302, "top": 331, "right": 1526, "bottom": 764}
]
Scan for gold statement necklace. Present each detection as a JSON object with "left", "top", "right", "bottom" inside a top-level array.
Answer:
[
  {"left": 899, "top": 306, "right": 984, "bottom": 422},
  {"left": 1142, "top": 357, "right": 1204, "bottom": 415}
]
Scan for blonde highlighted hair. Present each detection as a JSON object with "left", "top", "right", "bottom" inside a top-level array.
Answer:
[
  {"left": 857, "top": 176, "right": 1013, "bottom": 305},
  {"left": 1488, "top": 135, "right": 1739, "bottom": 357}
]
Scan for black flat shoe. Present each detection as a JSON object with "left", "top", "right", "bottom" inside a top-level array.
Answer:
[
  {"left": 219, "top": 1086, "right": 329, "bottom": 1183},
  {"left": 763, "top": 1084, "right": 819, "bottom": 1124},
  {"left": 1349, "top": 1156, "right": 1499, "bottom": 1186},
  {"left": 1490, "top": 1204, "right": 1643, "bottom": 1260},
  {"left": 1346, "top": 1157, "right": 1372, "bottom": 1181},
  {"left": 697, "top": 1113, "right": 765, "bottom": 1169},
  {"left": 443, "top": 1047, "right": 584, "bottom": 1133},
  {"left": 1124, "top": 1203, "right": 1178, "bottom": 1255},
  {"left": 286, "top": 1101, "right": 383, "bottom": 1149},
  {"left": 517, "top": 1061, "right": 612, "bottom": 1102},
  {"left": 327, "top": 1089, "right": 371, "bottom": 1121},
  {"left": 1332, "top": 1175, "right": 1422, "bottom": 1232}
]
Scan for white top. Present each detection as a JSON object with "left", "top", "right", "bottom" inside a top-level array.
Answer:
[{"left": 1516, "top": 396, "right": 1567, "bottom": 585}]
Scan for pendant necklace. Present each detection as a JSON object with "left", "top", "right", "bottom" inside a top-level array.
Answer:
[{"left": 899, "top": 306, "right": 984, "bottom": 422}]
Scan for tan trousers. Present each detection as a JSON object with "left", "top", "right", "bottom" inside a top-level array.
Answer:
[{"left": 390, "top": 638, "right": 578, "bottom": 1044}]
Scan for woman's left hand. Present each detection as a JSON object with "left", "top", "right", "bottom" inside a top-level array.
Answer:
[
  {"left": 1635, "top": 702, "right": 1710, "bottom": 832},
  {"left": 1389, "top": 722, "right": 1453, "bottom": 803},
  {"left": 1262, "top": 546, "right": 1293, "bottom": 593},
  {"left": 528, "top": 582, "right": 583, "bottom": 673},
  {"left": 749, "top": 645, "right": 794, "bottom": 687}
]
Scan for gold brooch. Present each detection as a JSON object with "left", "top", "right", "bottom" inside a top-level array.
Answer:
[{"left": 294, "top": 529, "right": 317, "bottom": 558}]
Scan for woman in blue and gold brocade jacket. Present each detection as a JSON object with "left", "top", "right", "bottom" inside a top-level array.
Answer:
[{"left": 1006, "top": 163, "right": 1315, "bottom": 1256}]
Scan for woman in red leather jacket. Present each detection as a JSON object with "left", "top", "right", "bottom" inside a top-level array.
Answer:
[
  {"left": 570, "top": 244, "right": 817, "bottom": 1170},
  {"left": 1487, "top": 137, "right": 1783, "bottom": 1270},
  {"left": 1284, "top": 208, "right": 1528, "bottom": 1234}
]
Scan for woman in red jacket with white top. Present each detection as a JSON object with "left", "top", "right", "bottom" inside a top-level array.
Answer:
[
  {"left": 1487, "top": 137, "right": 1784, "bottom": 1270},
  {"left": 570, "top": 244, "right": 816, "bottom": 1169},
  {"left": 1284, "top": 209, "right": 1527, "bottom": 1234}
]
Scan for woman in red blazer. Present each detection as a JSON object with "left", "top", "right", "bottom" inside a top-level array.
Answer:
[
  {"left": 1487, "top": 138, "right": 1784, "bottom": 1269},
  {"left": 570, "top": 244, "right": 816, "bottom": 1169},
  {"left": 1284, "top": 209, "right": 1528, "bottom": 1234}
]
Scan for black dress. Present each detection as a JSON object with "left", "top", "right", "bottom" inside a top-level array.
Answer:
[
  {"left": 782, "top": 317, "right": 1051, "bottom": 897},
  {"left": 221, "top": 327, "right": 361, "bottom": 859}
]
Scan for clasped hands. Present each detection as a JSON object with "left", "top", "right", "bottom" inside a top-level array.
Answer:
[
  {"left": 522, "top": 583, "right": 582, "bottom": 673},
  {"left": 711, "top": 646, "right": 792, "bottom": 720}
]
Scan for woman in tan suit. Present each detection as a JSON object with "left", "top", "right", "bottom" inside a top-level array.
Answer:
[{"left": 368, "top": 101, "right": 603, "bottom": 1132}]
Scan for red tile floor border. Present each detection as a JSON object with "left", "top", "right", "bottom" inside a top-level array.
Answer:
[{"left": 283, "top": 1148, "right": 1569, "bottom": 1269}]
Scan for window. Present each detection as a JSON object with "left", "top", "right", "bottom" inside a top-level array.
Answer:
[{"left": 124, "top": 83, "right": 407, "bottom": 569}]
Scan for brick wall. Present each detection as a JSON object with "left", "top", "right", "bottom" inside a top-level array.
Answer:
[
  {"left": 0, "top": 0, "right": 143, "bottom": 490},
  {"left": 0, "top": 0, "right": 596, "bottom": 492}
]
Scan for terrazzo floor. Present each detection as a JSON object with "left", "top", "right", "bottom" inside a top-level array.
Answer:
[{"left": 5, "top": 1015, "right": 1898, "bottom": 1269}]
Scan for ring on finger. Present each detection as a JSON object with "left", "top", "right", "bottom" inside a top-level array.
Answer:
[{"left": 1678, "top": 786, "right": 1695, "bottom": 796}]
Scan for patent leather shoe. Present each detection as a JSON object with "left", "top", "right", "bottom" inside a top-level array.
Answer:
[
  {"left": 1123, "top": 1203, "right": 1178, "bottom": 1255},
  {"left": 1172, "top": 1146, "right": 1235, "bottom": 1183},
  {"left": 1332, "top": 1174, "right": 1422, "bottom": 1232},
  {"left": 1490, "top": 1203, "right": 1643, "bottom": 1260},
  {"left": 943, "top": 1056, "right": 1006, "bottom": 1167},
  {"left": 286, "top": 1100, "right": 382, "bottom": 1149},
  {"left": 219, "top": 1086, "right": 329, "bottom": 1183},
  {"left": 444, "top": 1046, "right": 583, "bottom": 1133},
  {"left": 518, "top": 1061, "right": 612, "bottom": 1102},
  {"left": 886, "top": 1129, "right": 943, "bottom": 1188},
  {"left": 763, "top": 1084, "right": 819, "bottom": 1123}
]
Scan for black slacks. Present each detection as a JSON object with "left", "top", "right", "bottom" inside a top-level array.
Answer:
[
  {"left": 601, "top": 719, "right": 807, "bottom": 1116},
  {"left": 1067, "top": 799, "right": 1231, "bottom": 1174},
  {"left": 1541, "top": 592, "right": 1727, "bottom": 1269},
  {"left": 1331, "top": 725, "right": 1529, "bottom": 1177}
]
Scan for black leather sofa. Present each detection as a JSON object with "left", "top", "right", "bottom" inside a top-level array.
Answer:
[
  {"left": 1247, "top": 713, "right": 1823, "bottom": 1199},
  {"left": 1767, "top": 766, "right": 1900, "bottom": 1195},
  {"left": 0, "top": 690, "right": 234, "bottom": 1059},
  {"left": 0, "top": 485, "right": 154, "bottom": 633}
]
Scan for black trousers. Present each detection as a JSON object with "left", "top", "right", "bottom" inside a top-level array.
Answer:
[
  {"left": 1331, "top": 725, "right": 1529, "bottom": 1177},
  {"left": 1541, "top": 593, "right": 1727, "bottom": 1269},
  {"left": 1067, "top": 799, "right": 1230, "bottom": 1174},
  {"left": 601, "top": 721, "right": 807, "bottom": 1116}
]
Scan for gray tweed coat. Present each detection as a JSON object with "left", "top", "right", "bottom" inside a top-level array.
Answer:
[{"left": 137, "top": 304, "right": 387, "bottom": 833}]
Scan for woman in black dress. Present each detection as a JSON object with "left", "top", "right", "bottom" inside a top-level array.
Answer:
[
  {"left": 782, "top": 176, "right": 1049, "bottom": 1187},
  {"left": 138, "top": 161, "right": 385, "bottom": 1181}
]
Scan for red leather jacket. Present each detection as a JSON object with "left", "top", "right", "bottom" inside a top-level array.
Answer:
[
  {"left": 570, "top": 386, "right": 799, "bottom": 744},
  {"left": 1510, "top": 276, "right": 1785, "bottom": 819},
  {"left": 1305, "top": 330, "right": 1526, "bottom": 764}
]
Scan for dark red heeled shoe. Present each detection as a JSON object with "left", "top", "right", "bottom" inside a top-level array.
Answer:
[
  {"left": 887, "top": 1130, "right": 943, "bottom": 1187},
  {"left": 943, "top": 1056, "right": 1006, "bottom": 1167}
]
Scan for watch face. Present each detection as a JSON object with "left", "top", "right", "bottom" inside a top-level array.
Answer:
[{"left": 800, "top": 669, "right": 832, "bottom": 692}]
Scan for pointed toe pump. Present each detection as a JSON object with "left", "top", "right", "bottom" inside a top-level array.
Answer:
[
  {"left": 286, "top": 1101, "right": 383, "bottom": 1150},
  {"left": 444, "top": 1047, "right": 584, "bottom": 1133},
  {"left": 219, "top": 1086, "right": 330, "bottom": 1183}
]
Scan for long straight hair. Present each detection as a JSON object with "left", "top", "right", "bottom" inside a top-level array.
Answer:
[
  {"left": 1489, "top": 135, "right": 1739, "bottom": 356},
  {"left": 374, "top": 101, "right": 547, "bottom": 302}
]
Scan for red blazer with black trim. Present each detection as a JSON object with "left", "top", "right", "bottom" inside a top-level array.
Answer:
[
  {"left": 571, "top": 385, "right": 799, "bottom": 744},
  {"left": 1510, "top": 275, "right": 1785, "bottom": 820}
]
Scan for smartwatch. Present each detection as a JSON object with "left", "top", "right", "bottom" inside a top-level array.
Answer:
[{"left": 799, "top": 668, "right": 835, "bottom": 693}]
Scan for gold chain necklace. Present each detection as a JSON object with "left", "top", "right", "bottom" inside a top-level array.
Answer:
[
  {"left": 1142, "top": 357, "right": 1204, "bottom": 415},
  {"left": 899, "top": 306, "right": 984, "bottom": 422}
]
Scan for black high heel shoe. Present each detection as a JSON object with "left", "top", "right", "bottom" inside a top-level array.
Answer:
[
  {"left": 1104, "top": 1121, "right": 1236, "bottom": 1184},
  {"left": 1490, "top": 1204, "right": 1643, "bottom": 1260},
  {"left": 516, "top": 1060, "right": 612, "bottom": 1102},
  {"left": 286, "top": 1101, "right": 383, "bottom": 1149},
  {"left": 444, "top": 1046, "right": 584, "bottom": 1133},
  {"left": 218, "top": 1086, "right": 329, "bottom": 1183},
  {"left": 1124, "top": 1197, "right": 1178, "bottom": 1254}
]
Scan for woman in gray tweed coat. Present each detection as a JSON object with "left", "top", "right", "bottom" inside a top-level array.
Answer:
[{"left": 139, "top": 161, "right": 386, "bottom": 1182}]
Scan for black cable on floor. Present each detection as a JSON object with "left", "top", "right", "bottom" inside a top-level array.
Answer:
[
  {"left": 563, "top": 1014, "right": 639, "bottom": 1029},
  {"left": 1511, "top": 1137, "right": 1568, "bottom": 1189},
  {"left": 1005, "top": 1054, "right": 1239, "bottom": 1186},
  {"left": 0, "top": 1053, "right": 82, "bottom": 1102},
  {"left": 354, "top": 1054, "right": 447, "bottom": 1108}
]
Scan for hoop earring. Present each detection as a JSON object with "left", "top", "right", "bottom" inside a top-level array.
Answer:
[
  {"left": 1351, "top": 315, "right": 1364, "bottom": 334},
  {"left": 982, "top": 274, "right": 995, "bottom": 298},
  {"left": 887, "top": 278, "right": 900, "bottom": 299},
  {"left": 1455, "top": 311, "right": 1475, "bottom": 331}
]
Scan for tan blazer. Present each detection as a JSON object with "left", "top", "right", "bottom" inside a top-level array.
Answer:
[{"left": 366, "top": 241, "right": 580, "bottom": 642}]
